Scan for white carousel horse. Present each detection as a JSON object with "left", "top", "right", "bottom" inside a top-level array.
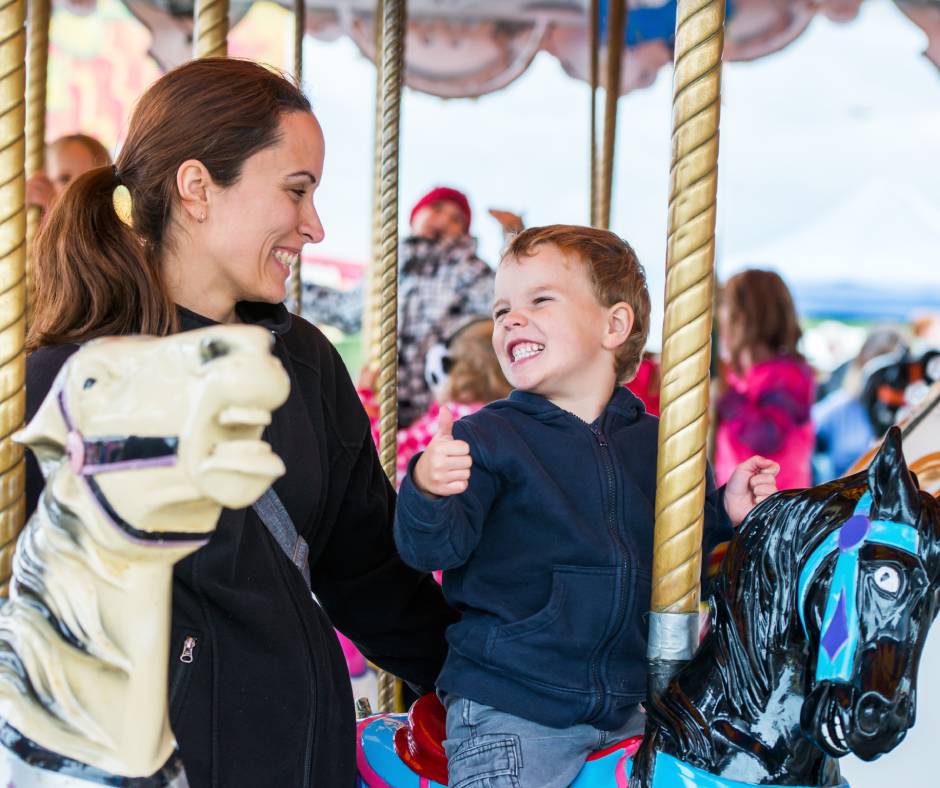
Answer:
[{"left": 0, "top": 326, "right": 289, "bottom": 786}]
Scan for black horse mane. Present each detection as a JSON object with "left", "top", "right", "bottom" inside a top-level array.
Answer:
[{"left": 711, "top": 474, "right": 864, "bottom": 720}]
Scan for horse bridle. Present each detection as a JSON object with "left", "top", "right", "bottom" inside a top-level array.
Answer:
[
  {"left": 798, "top": 491, "right": 922, "bottom": 682},
  {"left": 56, "top": 387, "right": 205, "bottom": 544}
]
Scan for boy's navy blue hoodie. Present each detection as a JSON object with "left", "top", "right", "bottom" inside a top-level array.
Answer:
[{"left": 395, "top": 386, "right": 733, "bottom": 732}]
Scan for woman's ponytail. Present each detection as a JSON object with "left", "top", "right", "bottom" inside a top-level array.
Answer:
[{"left": 26, "top": 165, "right": 175, "bottom": 352}]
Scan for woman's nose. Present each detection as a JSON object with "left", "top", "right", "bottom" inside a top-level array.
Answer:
[{"left": 300, "top": 202, "right": 325, "bottom": 244}]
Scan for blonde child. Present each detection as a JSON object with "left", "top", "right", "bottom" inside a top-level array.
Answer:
[{"left": 394, "top": 225, "right": 779, "bottom": 788}]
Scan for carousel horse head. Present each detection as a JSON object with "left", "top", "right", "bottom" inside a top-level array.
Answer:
[
  {"left": 20, "top": 325, "right": 290, "bottom": 551},
  {"left": 0, "top": 326, "right": 289, "bottom": 784},
  {"left": 702, "top": 426, "right": 940, "bottom": 772}
]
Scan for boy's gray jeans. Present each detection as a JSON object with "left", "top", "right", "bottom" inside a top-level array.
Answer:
[{"left": 442, "top": 694, "right": 645, "bottom": 788}]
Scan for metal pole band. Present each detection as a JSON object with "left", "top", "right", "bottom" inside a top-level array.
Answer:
[
  {"left": 374, "top": 0, "right": 407, "bottom": 714},
  {"left": 649, "top": 0, "right": 725, "bottom": 657},
  {"left": 193, "top": 0, "right": 229, "bottom": 59},
  {"left": 0, "top": 0, "right": 27, "bottom": 596},
  {"left": 647, "top": 611, "right": 699, "bottom": 662}
]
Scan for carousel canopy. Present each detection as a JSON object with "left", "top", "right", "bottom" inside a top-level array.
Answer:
[{"left": 107, "top": 0, "right": 940, "bottom": 97}]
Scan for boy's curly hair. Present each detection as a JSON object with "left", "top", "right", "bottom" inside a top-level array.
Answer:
[{"left": 501, "top": 225, "right": 650, "bottom": 382}]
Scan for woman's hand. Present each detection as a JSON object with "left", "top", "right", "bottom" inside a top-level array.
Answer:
[
  {"left": 724, "top": 455, "right": 780, "bottom": 526},
  {"left": 413, "top": 407, "right": 472, "bottom": 498}
]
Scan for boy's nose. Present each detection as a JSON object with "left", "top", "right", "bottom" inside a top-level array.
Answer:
[{"left": 503, "top": 310, "right": 527, "bottom": 328}]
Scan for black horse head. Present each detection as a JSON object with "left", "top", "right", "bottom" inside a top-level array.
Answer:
[
  {"left": 638, "top": 428, "right": 940, "bottom": 786},
  {"left": 797, "top": 428, "right": 940, "bottom": 761}
]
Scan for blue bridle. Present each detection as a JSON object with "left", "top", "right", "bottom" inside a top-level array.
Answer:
[{"left": 798, "top": 492, "right": 921, "bottom": 682}]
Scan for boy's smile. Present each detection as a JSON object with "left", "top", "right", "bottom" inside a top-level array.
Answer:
[{"left": 492, "top": 243, "right": 627, "bottom": 421}]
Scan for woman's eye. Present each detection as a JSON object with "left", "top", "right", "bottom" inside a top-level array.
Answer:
[
  {"left": 290, "top": 189, "right": 306, "bottom": 199},
  {"left": 873, "top": 565, "right": 901, "bottom": 595}
]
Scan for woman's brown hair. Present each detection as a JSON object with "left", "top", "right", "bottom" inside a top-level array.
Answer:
[
  {"left": 720, "top": 269, "right": 802, "bottom": 373},
  {"left": 27, "top": 58, "right": 311, "bottom": 352},
  {"left": 440, "top": 319, "right": 511, "bottom": 404}
]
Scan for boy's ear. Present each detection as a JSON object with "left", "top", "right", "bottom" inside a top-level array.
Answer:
[{"left": 603, "top": 302, "right": 634, "bottom": 350}]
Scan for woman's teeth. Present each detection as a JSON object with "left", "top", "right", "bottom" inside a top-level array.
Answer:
[
  {"left": 511, "top": 342, "right": 544, "bottom": 362},
  {"left": 273, "top": 249, "right": 299, "bottom": 268}
]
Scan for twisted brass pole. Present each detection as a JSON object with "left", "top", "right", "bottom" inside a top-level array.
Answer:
[
  {"left": 0, "top": 0, "right": 27, "bottom": 596},
  {"left": 375, "top": 0, "right": 406, "bottom": 714},
  {"left": 24, "top": 0, "right": 48, "bottom": 307},
  {"left": 648, "top": 0, "right": 725, "bottom": 695},
  {"left": 366, "top": 0, "right": 385, "bottom": 367},
  {"left": 588, "top": 0, "right": 599, "bottom": 226},
  {"left": 290, "top": 0, "right": 305, "bottom": 314},
  {"left": 193, "top": 0, "right": 229, "bottom": 59},
  {"left": 597, "top": 0, "right": 627, "bottom": 230}
]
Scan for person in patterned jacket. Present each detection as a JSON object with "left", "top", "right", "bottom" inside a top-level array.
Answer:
[{"left": 303, "top": 186, "right": 495, "bottom": 426}]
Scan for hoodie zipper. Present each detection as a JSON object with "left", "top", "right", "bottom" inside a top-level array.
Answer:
[
  {"left": 169, "top": 635, "right": 197, "bottom": 714},
  {"left": 589, "top": 421, "right": 631, "bottom": 723}
]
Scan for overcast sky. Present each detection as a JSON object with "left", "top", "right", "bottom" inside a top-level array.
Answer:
[{"left": 302, "top": 0, "right": 940, "bottom": 349}]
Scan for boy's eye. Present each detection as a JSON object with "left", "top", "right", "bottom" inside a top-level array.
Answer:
[
  {"left": 493, "top": 308, "right": 509, "bottom": 320},
  {"left": 533, "top": 296, "right": 552, "bottom": 305}
]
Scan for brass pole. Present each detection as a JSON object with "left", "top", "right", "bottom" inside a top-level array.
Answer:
[
  {"left": 588, "top": 0, "right": 599, "bottom": 226},
  {"left": 24, "top": 0, "right": 48, "bottom": 306},
  {"left": 597, "top": 0, "right": 627, "bottom": 230},
  {"left": 193, "top": 0, "right": 229, "bottom": 59},
  {"left": 374, "top": 0, "right": 406, "bottom": 714},
  {"left": 290, "top": 0, "right": 305, "bottom": 314},
  {"left": 648, "top": 0, "right": 725, "bottom": 695},
  {"left": 0, "top": 0, "right": 27, "bottom": 595},
  {"left": 366, "top": 0, "right": 385, "bottom": 367}
]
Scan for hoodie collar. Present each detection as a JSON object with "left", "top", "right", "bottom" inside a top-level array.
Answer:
[
  {"left": 176, "top": 301, "right": 293, "bottom": 335},
  {"left": 505, "top": 386, "right": 645, "bottom": 425}
]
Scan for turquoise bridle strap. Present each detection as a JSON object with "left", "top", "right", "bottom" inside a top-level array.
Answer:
[{"left": 798, "top": 492, "right": 920, "bottom": 682}]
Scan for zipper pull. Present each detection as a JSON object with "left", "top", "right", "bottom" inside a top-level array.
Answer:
[
  {"left": 592, "top": 427, "right": 608, "bottom": 447},
  {"left": 179, "top": 636, "right": 197, "bottom": 664}
]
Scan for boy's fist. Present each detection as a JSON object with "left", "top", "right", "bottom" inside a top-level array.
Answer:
[
  {"left": 724, "top": 455, "right": 781, "bottom": 527},
  {"left": 413, "top": 407, "right": 473, "bottom": 497}
]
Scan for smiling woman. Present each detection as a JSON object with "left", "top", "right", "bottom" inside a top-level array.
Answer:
[{"left": 23, "top": 57, "right": 456, "bottom": 788}]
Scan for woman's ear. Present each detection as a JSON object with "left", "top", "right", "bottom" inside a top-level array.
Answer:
[
  {"left": 603, "top": 302, "right": 635, "bottom": 350},
  {"left": 176, "top": 159, "right": 212, "bottom": 224}
]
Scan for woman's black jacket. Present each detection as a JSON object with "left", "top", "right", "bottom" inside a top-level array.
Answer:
[{"left": 24, "top": 302, "right": 457, "bottom": 787}]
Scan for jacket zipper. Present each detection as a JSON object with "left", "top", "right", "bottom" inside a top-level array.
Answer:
[
  {"left": 589, "top": 422, "right": 631, "bottom": 722},
  {"left": 169, "top": 635, "right": 197, "bottom": 711}
]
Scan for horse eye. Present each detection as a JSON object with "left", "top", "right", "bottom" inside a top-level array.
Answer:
[
  {"left": 873, "top": 565, "right": 901, "bottom": 595},
  {"left": 200, "top": 338, "right": 230, "bottom": 364},
  {"left": 82, "top": 378, "right": 96, "bottom": 390}
]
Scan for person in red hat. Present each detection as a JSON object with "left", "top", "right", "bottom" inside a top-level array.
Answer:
[{"left": 304, "top": 186, "right": 496, "bottom": 427}]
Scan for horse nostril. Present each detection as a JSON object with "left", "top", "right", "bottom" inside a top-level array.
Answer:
[
  {"left": 856, "top": 693, "right": 886, "bottom": 735},
  {"left": 200, "top": 338, "right": 231, "bottom": 364}
]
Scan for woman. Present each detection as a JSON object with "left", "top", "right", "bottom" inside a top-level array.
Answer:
[{"left": 25, "top": 58, "right": 456, "bottom": 787}]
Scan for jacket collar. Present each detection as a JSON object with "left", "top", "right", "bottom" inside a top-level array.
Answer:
[
  {"left": 504, "top": 386, "right": 645, "bottom": 425},
  {"left": 176, "top": 301, "right": 293, "bottom": 335}
]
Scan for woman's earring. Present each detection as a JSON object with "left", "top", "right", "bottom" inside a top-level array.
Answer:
[{"left": 198, "top": 212, "right": 206, "bottom": 223}]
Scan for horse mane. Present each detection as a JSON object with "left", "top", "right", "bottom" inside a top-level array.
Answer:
[
  {"left": 710, "top": 473, "right": 865, "bottom": 720},
  {"left": 0, "top": 469, "right": 130, "bottom": 743}
]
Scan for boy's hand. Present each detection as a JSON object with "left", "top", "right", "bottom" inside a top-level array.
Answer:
[
  {"left": 724, "top": 456, "right": 780, "bottom": 526},
  {"left": 413, "top": 407, "right": 473, "bottom": 497}
]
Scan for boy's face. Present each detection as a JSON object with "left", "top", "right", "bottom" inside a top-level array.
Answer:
[
  {"left": 492, "top": 244, "right": 619, "bottom": 404},
  {"left": 47, "top": 141, "right": 100, "bottom": 194}
]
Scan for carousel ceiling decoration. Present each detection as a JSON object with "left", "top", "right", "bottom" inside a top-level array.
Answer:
[{"left": 61, "top": 0, "right": 940, "bottom": 96}]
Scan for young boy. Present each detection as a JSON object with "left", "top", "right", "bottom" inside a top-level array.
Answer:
[{"left": 394, "top": 225, "right": 779, "bottom": 788}]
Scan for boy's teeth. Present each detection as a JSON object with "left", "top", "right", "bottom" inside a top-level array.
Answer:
[
  {"left": 511, "top": 342, "right": 544, "bottom": 362},
  {"left": 273, "top": 250, "right": 299, "bottom": 267}
]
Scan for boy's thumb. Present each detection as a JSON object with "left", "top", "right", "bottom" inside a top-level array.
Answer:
[{"left": 437, "top": 406, "right": 454, "bottom": 438}]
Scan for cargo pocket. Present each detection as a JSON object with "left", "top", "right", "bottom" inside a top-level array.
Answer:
[
  {"left": 486, "top": 565, "right": 617, "bottom": 692},
  {"left": 449, "top": 733, "right": 521, "bottom": 788},
  {"left": 168, "top": 627, "right": 201, "bottom": 729}
]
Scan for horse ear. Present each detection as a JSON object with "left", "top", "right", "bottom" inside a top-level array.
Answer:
[{"left": 868, "top": 426, "right": 920, "bottom": 523}]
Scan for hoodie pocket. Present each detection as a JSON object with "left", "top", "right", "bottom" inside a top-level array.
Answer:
[
  {"left": 485, "top": 565, "right": 617, "bottom": 691},
  {"left": 168, "top": 626, "right": 201, "bottom": 729}
]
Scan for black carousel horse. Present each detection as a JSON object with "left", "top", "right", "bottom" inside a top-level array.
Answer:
[{"left": 357, "top": 427, "right": 940, "bottom": 786}]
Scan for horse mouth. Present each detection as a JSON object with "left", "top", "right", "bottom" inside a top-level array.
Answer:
[
  {"left": 819, "top": 710, "right": 851, "bottom": 757},
  {"left": 197, "top": 405, "right": 283, "bottom": 480}
]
